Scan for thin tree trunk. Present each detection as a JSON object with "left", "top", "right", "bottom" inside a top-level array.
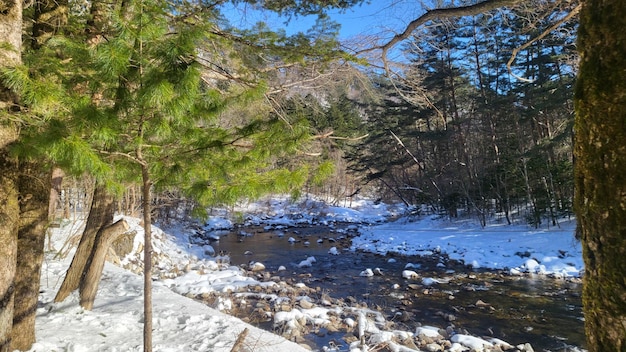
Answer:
[
  {"left": 54, "top": 184, "right": 114, "bottom": 303},
  {"left": 140, "top": 163, "right": 153, "bottom": 352},
  {"left": 79, "top": 219, "right": 129, "bottom": 310},
  {"left": 63, "top": 186, "right": 71, "bottom": 219},
  {"left": 48, "top": 167, "right": 64, "bottom": 221},
  {"left": 11, "top": 162, "right": 49, "bottom": 351},
  {"left": 575, "top": 0, "right": 626, "bottom": 350}
]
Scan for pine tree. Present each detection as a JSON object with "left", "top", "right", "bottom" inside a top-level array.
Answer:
[{"left": 3, "top": 0, "right": 357, "bottom": 350}]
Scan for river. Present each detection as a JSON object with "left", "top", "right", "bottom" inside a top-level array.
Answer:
[{"left": 206, "top": 224, "right": 585, "bottom": 351}]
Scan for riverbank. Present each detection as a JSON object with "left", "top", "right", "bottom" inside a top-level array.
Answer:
[{"left": 29, "top": 196, "right": 586, "bottom": 351}]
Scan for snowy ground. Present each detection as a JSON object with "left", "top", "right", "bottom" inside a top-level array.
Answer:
[
  {"left": 352, "top": 216, "right": 582, "bottom": 279},
  {"left": 27, "top": 196, "right": 584, "bottom": 352}
]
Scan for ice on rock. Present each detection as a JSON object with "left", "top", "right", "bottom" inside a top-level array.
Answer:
[
  {"left": 450, "top": 334, "right": 493, "bottom": 351},
  {"left": 359, "top": 268, "right": 374, "bottom": 277},
  {"left": 402, "top": 270, "right": 419, "bottom": 279},
  {"left": 421, "top": 277, "right": 441, "bottom": 286}
]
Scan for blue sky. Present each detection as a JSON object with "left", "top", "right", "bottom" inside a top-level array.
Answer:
[{"left": 223, "top": 1, "right": 425, "bottom": 41}]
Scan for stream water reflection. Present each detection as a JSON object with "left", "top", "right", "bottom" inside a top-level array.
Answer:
[{"left": 210, "top": 225, "right": 585, "bottom": 351}]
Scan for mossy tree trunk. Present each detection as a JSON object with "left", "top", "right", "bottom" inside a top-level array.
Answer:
[{"left": 574, "top": 0, "right": 626, "bottom": 350}]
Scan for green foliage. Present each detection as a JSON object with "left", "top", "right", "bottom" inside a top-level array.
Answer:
[
  {"left": 239, "top": 0, "right": 367, "bottom": 17},
  {"left": 311, "top": 160, "right": 335, "bottom": 186},
  {"left": 6, "top": 0, "right": 358, "bottom": 209}
]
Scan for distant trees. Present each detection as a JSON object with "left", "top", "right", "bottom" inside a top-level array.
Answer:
[{"left": 351, "top": 7, "right": 576, "bottom": 225}]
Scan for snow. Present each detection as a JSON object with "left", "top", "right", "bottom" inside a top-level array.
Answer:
[
  {"left": 415, "top": 326, "right": 442, "bottom": 338},
  {"left": 359, "top": 268, "right": 374, "bottom": 277},
  {"left": 351, "top": 215, "right": 583, "bottom": 278},
  {"left": 402, "top": 270, "right": 419, "bottom": 279},
  {"left": 31, "top": 257, "right": 306, "bottom": 352},
  {"left": 450, "top": 334, "right": 493, "bottom": 351},
  {"left": 29, "top": 195, "right": 584, "bottom": 351}
]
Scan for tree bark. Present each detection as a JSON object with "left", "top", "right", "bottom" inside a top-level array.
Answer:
[
  {"left": 574, "top": 0, "right": 626, "bottom": 350},
  {"left": 140, "top": 163, "right": 153, "bottom": 352},
  {"left": 79, "top": 219, "right": 129, "bottom": 310},
  {"left": 0, "top": 133, "right": 19, "bottom": 352},
  {"left": 48, "top": 167, "right": 64, "bottom": 221},
  {"left": 11, "top": 162, "right": 49, "bottom": 351},
  {"left": 54, "top": 184, "right": 115, "bottom": 303},
  {"left": 0, "top": 0, "right": 23, "bottom": 348}
]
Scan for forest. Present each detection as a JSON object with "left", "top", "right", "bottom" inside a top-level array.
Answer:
[{"left": 1, "top": 0, "right": 625, "bottom": 351}]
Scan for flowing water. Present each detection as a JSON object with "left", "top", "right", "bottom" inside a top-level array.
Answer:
[{"left": 207, "top": 224, "right": 585, "bottom": 351}]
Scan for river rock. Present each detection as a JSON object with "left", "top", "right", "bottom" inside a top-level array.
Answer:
[
  {"left": 249, "top": 262, "right": 266, "bottom": 271},
  {"left": 425, "top": 343, "right": 443, "bottom": 352},
  {"left": 516, "top": 342, "right": 534, "bottom": 352},
  {"left": 398, "top": 337, "right": 419, "bottom": 350},
  {"left": 359, "top": 268, "right": 374, "bottom": 277},
  {"left": 402, "top": 270, "right": 419, "bottom": 279},
  {"left": 394, "top": 310, "right": 412, "bottom": 322},
  {"left": 476, "top": 299, "right": 491, "bottom": 308},
  {"left": 299, "top": 298, "right": 315, "bottom": 309},
  {"left": 278, "top": 303, "right": 292, "bottom": 312}
]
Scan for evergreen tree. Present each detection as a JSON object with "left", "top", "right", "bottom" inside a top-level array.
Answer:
[{"left": 1, "top": 0, "right": 368, "bottom": 350}]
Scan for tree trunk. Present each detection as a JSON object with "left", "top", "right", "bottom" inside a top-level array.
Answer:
[
  {"left": 0, "top": 133, "right": 19, "bottom": 352},
  {"left": 48, "top": 167, "right": 64, "bottom": 221},
  {"left": 11, "top": 162, "right": 49, "bottom": 351},
  {"left": 141, "top": 163, "right": 153, "bottom": 352},
  {"left": 574, "top": 0, "right": 626, "bottom": 350},
  {"left": 0, "top": 0, "right": 23, "bottom": 348},
  {"left": 54, "top": 184, "right": 114, "bottom": 303},
  {"left": 79, "top": 219, "right": 129, "bottom": 310}
]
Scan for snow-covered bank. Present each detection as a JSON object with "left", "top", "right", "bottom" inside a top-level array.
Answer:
[
  {"left": 28, "top": 215, "right": 309, "bottom": 352},
  {"left": 31, "top": 259, "right": 307, "bottom": 352},
  {"left": 351, "top": 216, "right": 583, "bottom": 278},
  {"left": 232, "top": 196, "right": 583, "bottom": 278}
]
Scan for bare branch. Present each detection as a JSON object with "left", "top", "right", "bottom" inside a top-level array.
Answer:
[
  {"left": 329, "top": 133, "right": 369, "bottom": 141},
  {"left": 369, "top": 0, "right": 525, "bottom": 71},
  {"left": 506, "top": 3, "right": 582, "bottom": 82}
]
